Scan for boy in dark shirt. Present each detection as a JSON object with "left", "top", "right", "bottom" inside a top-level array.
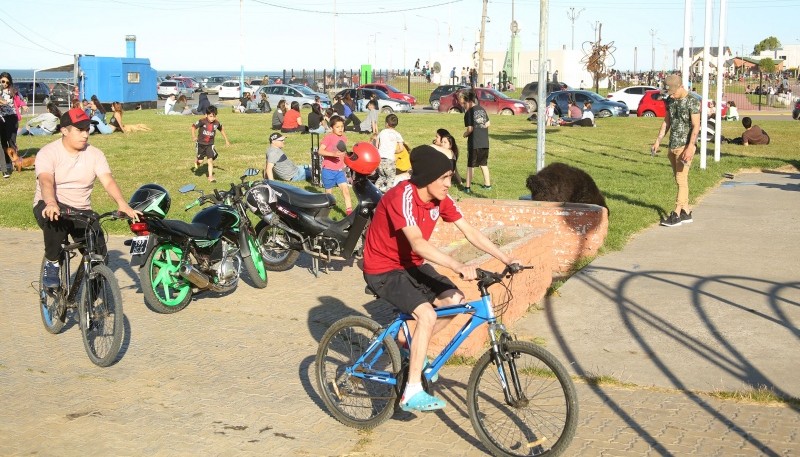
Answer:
[
  {"left": 191, "top": 106, "right": 230, "bottom": 182},
  {"left": 461, "top": 90, "right": 491, "bottom": 193}
]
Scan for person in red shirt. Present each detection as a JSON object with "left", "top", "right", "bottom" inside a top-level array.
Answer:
[
  {"left": 281, "top": 101, "right": 308, "bottom": 133},
  {"left": 362, "top": 145, "right": 519, "bottom": 412}
]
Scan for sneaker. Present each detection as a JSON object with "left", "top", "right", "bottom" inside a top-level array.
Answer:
[
  {"left": 660, "top": 211, "right": 682, "bottom": 227},
  {"left": 679, "top": 209, "right": 693, "bottom": 224},
  {"left": 462, "top": 186, "right": 471, "bottom": 194},
  {"left": 42, "top": 260, "right": 60, "bottom": 289},
  {"left": 2, "top": 172, "right": 9, "bottom": 179},
  {"left": 480, "top": 184, "right": 492, "bottom": 190},
  {"left": 400, "top": 391, "right": 446, "bottom": 412}
]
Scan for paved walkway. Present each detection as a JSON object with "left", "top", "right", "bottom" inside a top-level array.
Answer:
[{"left": 1, "top": 172, "right": 798, "bottom": 456}]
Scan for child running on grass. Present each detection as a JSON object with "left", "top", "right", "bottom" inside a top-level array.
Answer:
[
  {"left": 318, "top": 116, "right": 353, "bottom": 214},
  {"left": 191, "top": 106, "right": 230, "bottom": 182}
]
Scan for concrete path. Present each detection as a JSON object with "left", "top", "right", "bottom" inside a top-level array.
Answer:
[{"left": 1, "top": 171, "right": 798, "bottom": 456}]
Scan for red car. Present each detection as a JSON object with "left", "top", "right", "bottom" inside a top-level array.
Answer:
[
  {"left": 638, "top": 89, "right": 727, "bottom": 117},
  {"left": 437, "top": 88, "right": 529, "bottom": 115},
  {"left": 358, "top": 83, "right": 417, "bottom": 105}
]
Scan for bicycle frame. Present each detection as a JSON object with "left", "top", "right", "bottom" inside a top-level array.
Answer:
[
  {"left": 345, "top": 289, "right": 500, "bottom": 386},
  {"left": 57, "top": 213, "right": 110, "bottom": 305}
]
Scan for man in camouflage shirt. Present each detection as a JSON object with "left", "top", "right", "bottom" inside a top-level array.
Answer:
[{"left": 652, "top": 74, "right": 700, "bottom": 227}]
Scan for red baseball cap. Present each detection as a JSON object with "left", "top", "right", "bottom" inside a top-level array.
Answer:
[{"left": 60, "top": 108, "right": 91, "bottom": 130}]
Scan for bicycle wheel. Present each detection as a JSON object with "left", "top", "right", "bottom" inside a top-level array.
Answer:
[
  {"left": 140, "top": 242, "right": 192, "bottom": 314},
  {"left": 315, "top": 316, "right": 401, "bottom": 429},
  {"left": 39, "top": 256, "right": 66, "bottom": 334},
  {"left": 78, "top": 265, "right": 124, "bottom": 367},
  {"left": 242, "top": 228, "right": 268, "bottom": 289},
  {"left": 467, "top": 341, "right": 578, "bottom": 457}
]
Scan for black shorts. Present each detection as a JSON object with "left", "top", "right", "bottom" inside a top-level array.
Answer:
[
  {"left": 364, "top": 264, "right": 459, "bottom": 314},
  {"left": 467, "top": 148, "right": 489, "bottom": 167},
  {"left": 196, "top": 143, "right": 218, "bottom": 160}
]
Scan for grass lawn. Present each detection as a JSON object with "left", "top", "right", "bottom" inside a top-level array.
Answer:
[{"left": 3, "top": 108, "right": 798, "bottom": 254}]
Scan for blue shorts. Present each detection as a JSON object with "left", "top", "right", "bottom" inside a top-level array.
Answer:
[{"left": 321, "top": 168, "right": 347, "bottom": 189}]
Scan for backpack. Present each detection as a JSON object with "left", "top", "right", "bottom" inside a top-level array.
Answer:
[{"left": 395, "top": 142, "right": 411, "bottom": 172}]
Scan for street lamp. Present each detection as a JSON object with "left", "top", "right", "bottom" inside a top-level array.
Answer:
[{"left": 649, "top": 29, "right": 657, "bottom": 72}]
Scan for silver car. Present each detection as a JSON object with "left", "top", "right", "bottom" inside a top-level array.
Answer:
[
  {"left": 289, "top": 84, "right": 331, "bottom": 108},
  {"left": 157, "top": 80, "right": 194, "bottom": 99},
  {"left": 334, "top": 88, "right": 412, "bottom": 113},
  {"left": 258, "top": 84, "right": 329, "bottom": 109}
]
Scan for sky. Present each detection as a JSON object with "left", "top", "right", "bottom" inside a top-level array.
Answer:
[{"left": 3, "top": 0, "right": 799, "bottom": 75}]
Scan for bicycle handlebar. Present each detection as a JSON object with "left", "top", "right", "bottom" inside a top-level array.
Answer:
[
  {"left": 462, "top": 263, "right": 534, "bottom": 288},
  {"left": 58, "top": 205, "right": 130, "bottom": 222}
]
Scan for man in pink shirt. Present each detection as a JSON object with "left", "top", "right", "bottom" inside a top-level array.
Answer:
[{"left": 33, "top": 108, "right": 140, "bottom": 289}]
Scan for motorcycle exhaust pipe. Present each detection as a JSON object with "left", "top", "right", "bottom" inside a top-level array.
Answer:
[{"left": 179, "top": 264, "right": 211, "bottom": 289}]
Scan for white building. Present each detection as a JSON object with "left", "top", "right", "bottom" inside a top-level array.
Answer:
[{"left": 754, "top": 43, "right": 800, "bottom": 70}]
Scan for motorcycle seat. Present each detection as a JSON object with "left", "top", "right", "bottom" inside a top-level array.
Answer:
[
  {"left": 266, "top": 180, "right": 335, "bottom": 209},
  {"left": 160, "top": 219, "right": 211, "bottom": 239}
]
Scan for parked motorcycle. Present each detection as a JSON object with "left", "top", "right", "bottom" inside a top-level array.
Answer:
[
  {"left": 126, "top": 170, "right": 268, "bottom": 313},
  {"left": 246, "top": 141, "right": 381, "bottom": 275}
]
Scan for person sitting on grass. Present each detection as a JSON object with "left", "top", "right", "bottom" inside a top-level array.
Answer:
[
  {"left": 723, "top": 117, "right": 770, "bottom": 146},
  {"left": 358, "top": 100, "right": 379, "bottom": 134},
  {"left": 264, "top": 132, "right": 311, "bottom": 182},
  {"left": 19, "top": 103, "right": 61, "bottom": 136},
  {"left": 272, "top": 100, "right": 286, "bottom": 130},
  {"left": 724, "top": 101, "right": 739, "bottom": 121},
  {"left": 281, "top": 101, "right": 309, "bottom": 133}
]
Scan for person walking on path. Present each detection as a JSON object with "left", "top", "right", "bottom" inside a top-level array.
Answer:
[
  {"left": 652, "top": 74, "right": 700, "bottom": 227},
  {"left": 460, "top": 90, "right": 491, "bottom": 193}
]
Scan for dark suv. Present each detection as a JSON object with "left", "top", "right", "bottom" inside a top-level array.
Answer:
[
  {"left": 429, "top": 84, "right": 468, "bottom": 110},
  {"left": 50, "top": 82, "right": 76, "bottom": 106},
  {"left": 520, "top": 81, "right": 564, "bottom": 113},
  {"left": 15, "top": 82, "right": 51, "bottom": 105}
]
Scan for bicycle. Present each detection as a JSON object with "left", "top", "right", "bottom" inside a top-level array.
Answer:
[
  {"left": 315, "top": 264, "right": 578, "bottom": 457},
  {"left": 38, "top": 207, "right": 126, "bottom": 367}
]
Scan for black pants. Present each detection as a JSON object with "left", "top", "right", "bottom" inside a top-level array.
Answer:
[
  {"left": 0, "top": 114, "right": 19, "bottom": 169},
  {"left": 33, "top": 201, "right": 106, "bottom": 262}
]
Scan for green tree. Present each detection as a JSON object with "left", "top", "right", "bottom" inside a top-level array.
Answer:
[
  {"left": 753, "top": 37, "right": 781, "bottom": 57},
  {"left": 759, "top": 58, "right": 776, "bottom": 75}
]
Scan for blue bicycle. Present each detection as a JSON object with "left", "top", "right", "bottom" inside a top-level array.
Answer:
[{"left": 315, "top": 264, "right": 578, "bottom": 456}]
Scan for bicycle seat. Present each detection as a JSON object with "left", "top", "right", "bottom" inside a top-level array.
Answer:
[{"left": 265, "top": 180, "right": 335, "bottom": 209}]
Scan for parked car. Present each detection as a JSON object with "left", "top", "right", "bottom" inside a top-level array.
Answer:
[
  {"left": 289, "top": 84, "right": 331, "bottom": 108},
  {"left": 217, "top": 80, "right": 253, "bottom": 100},
  {"left": 793, "top": 98, "right": 800, "bottom": 120},
  {"left": 172, "top": 76, "right": 200, "bottom": 92},
  {"left": 358, "top": 83, "right": 417, "bottom": 105},
  {"left": 606, "top": 85, "right": 658, "bottom": 112},
  {"left": 429, "top": 84, "right": 468, "bottom": 110},
  {"left": 49, "top": 82, "right": 76, "bottom": 106},
  {"left": 637, "top": 90, "right": 727, "bottom": 118},
  {"left": 157, "top": 80, "right": 194, "bottom": 99},
  {"left": 546, "top": 90, "right": 629, "bottom": 118},
  {"left": 437, "top": 87, "right": 529, "bottom": 115},
  {"left": 15, "top": 81, "right": 51, "bottom": 105},
  {"left": 334, "top": 88, "right": 412, "bottom": 113},
  {"left": 258, "top": 84, "right": 327, "bottom": 109},
  {"left": 520, "top": 81, "right": 565, "bottom": 113},
  {"left": 202, "top": 76, "right": 227, "bottom": 94}
]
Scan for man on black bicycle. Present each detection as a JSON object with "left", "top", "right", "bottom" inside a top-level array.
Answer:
[
  {"left": 362, "top": 145, "right": 518, "bottom": 412},
  {"left": 33, "top": 107, "right": 140, "bottom": 289}
]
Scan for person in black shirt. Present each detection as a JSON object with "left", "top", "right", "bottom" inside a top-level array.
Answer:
[{"left": 460, "top": 90, "right": 491, "bottom": 192}]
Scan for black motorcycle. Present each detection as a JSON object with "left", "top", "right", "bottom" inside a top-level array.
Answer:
[
  {"left": 126, "top": 170, "right": 268, "bottom": 313},
  {"left": 246, "top": 141, "right": 382, "bottom": 275}
]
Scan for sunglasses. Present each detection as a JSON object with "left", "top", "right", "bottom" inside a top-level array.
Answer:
[{"left": 0, "top": 80, "right": 9, "bottom": 85}]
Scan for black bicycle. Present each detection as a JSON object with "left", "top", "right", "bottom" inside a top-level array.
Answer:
[{"left": 38, "top": 207, "right": 126, "bottom": 367}]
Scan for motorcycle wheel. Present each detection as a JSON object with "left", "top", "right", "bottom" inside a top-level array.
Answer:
[
  {"left": 139, "top": 242, "right": 193, "bottom": 314},
  {"left": 243, "top": 228, "right": 268, "bottom": 288},
  {"left": 255, "top": 221, "right": 301, "bottom": 271}
]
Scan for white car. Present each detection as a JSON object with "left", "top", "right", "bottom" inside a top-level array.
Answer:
[
  {"left": 606, "top": 85, "right": 658, "bottom": 113},
  {"left": 157, "top": 80, "right": 194, "bottom": 100},
  {"left": 217, "top": 80, "right": 253, "bottom": 100}
]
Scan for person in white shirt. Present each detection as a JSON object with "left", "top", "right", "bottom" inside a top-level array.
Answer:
[
  {"left": 374, "top": 113, "right": 404, "bottom": 191},
  {"left": 164, "top": 94, "right": 177, "bottom": 115}
]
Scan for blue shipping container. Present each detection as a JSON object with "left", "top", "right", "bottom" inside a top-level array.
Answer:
[{"left": 79, "top": 56, "right": 157, "bottom": 109}]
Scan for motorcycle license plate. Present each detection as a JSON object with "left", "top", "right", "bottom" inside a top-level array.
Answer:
[{"left": 129, "top": 236, "right": 149, "bottom": 255}]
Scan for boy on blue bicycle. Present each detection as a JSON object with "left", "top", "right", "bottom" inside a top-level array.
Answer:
[{"left": 362, "top": 145, "right": 518, "bottom": 412}]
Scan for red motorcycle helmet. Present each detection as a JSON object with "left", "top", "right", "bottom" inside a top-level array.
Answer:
[{"left": 345, "top": 142, "right": 380, "bottom": 175}]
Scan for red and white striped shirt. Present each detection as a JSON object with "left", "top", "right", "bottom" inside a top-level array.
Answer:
[{"left": 363, "top": 181, "right": 462, "bottom": 275}]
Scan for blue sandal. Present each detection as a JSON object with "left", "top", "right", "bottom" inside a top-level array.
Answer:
[{"left": 400, "top": 391, "right": 447, "bottom": 412}]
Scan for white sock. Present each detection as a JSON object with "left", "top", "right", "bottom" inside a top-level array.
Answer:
[{"left": 402, "top": 382, "right": 423, "bottom": 403}]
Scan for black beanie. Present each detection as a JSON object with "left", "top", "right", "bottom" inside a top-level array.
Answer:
[{"left": 409, "top": 145, "right": 453, "bottom": 187}]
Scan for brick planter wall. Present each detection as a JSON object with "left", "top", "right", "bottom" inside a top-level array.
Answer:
[
  {"left": 428, "top": 226, "right": 555, "bottom": 357},
  {"left": 430, "top": 199, "right": 608, "bottom": 276}
]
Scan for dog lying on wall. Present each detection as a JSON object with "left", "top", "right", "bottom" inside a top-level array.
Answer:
[
  {"left": 525, "top": 162, "right": 608, "bottom": 211},
  {"left": 7, "top": 148, "right": 36, "bottom": 172}
]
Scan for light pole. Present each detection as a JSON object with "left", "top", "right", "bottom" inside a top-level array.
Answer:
[
  {"left": 567, "top": 7, "right": 585, "bottom": 50},
  {"left": 649, "top": 29, "right": 657, "bottom": 72}
]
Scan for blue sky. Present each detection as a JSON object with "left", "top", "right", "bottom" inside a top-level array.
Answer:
[{"left": 4, "top": 0, "right": 798, "bottom": 74}]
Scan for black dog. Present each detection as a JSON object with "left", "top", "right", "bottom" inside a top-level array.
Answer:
[{"left": 525, "top": 162, "right": 608, "bottom": 211}]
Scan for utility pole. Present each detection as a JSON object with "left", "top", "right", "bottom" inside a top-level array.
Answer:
[
  {"left": 478, "top": 0, "right": 489, "bottom": 86},
  {"left": 567, "top": 7, "right": 584, "bottom": 50},
  {"left": 650, "top": 29, "right": 657, "bottom": 72},
  {"left": 590, "top": 21, "right": 600, "bottom": 43}
]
